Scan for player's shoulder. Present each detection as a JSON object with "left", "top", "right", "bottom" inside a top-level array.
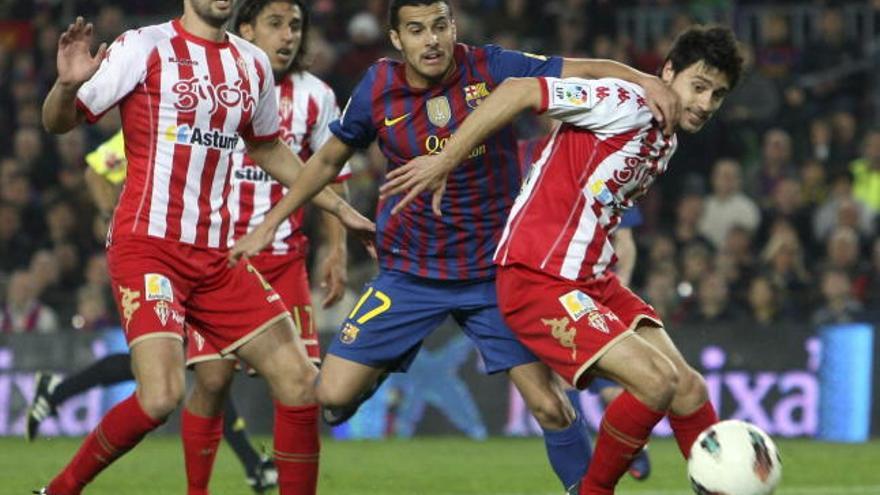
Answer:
[
  {"left": 109, "top": 22, "right": 172, "bottom": 53},
  {"left": 294, "top": 71, "right": 335, "bottom": 95},
  {"left": 227, "top": 32, "right": 267, "bottom": 61}
]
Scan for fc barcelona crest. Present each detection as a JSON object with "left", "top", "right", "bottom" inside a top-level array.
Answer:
[
  {"left": 426, "top": 96, "right": 452, "bottom": 128},
  {"left": 463, "top": 82, "right": 490, "bottom": 109}
]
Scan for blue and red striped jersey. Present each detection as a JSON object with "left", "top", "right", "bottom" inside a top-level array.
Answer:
[{"left": 330, "top": 44, "right": 562, "bottom": 280}]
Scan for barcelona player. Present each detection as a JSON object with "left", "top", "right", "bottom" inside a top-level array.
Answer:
[
  {"left": 384, "top": 24, "right": 742, "bottom": 494},
  {"left": 232, "top": 0, "right": 677, "bottom": 489}
]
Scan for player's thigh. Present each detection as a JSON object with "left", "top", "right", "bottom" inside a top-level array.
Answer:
[
  {"left": 592, "top": 332, "right": 678, "bottom": 407},
  {"left": 130, "top": 336, "right": 186, "bottom": 415},
  {"left": 636, "top": 324, "right": 708, "bottom": 406},
  {"left": 191, "top": 357, "right": 237, "bottom": 395},
  {"left": 326, "top": 270, "right": 449, "bottom": 371}
]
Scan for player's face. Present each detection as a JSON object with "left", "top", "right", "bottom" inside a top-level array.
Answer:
[
  {"left": 240, "top": 2, "right": 303, "bottom": 74},
  {"left": 187, "top": 0, "right": 235, "bottom": 28},
  {"left": 390, "top": 3, "right": 456, "bottom": 87},
  {"left": 662, "top": 60, "right": 731, "bottom": 133}
]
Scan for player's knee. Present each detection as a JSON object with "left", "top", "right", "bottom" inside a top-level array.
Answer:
[
  {"left": 314, "top": 374, "right": 354, "bottom": 408},
  {"left": 635, "top": 357, "right": 679, "bottom": 411},
  {"left": 195, "top": 369, "right": 233, "bottom": 396},
  {"left": 528, "top": 394, "right": 575, "bottom": 430},
  {"left": 139, "top": 381, "right": 185, "bottom": 419},
  {"left": 265, "top": 360, "right": 318, "bottom": 406},
  {"left": 677, "top": 368, "right": 709, "bottom": 406}
]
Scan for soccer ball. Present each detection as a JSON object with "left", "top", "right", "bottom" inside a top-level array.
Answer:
[{"left": 687, "top": 420, "right": 782, "bottom": 495}]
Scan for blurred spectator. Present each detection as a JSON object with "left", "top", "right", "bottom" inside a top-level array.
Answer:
[
  {"left": 0, "top": 202, "right": 34, "bottom": 273},
  {"left": 698, "top": 158, "right": 761, "bottom": 250},
  {"left": 331, "top": 11, "right": 385, "bottom": 98},
  {"left": 641, "top": 266, "right": 679, "bottom": 321},
  {"left": 799, "top": 158, "right": 827, "bottom": 210},
  {"left": 757, "top": 177, "right": 813, "bottom": 253},
  {"left": 71, "top": 285, "right": 114, "bottom": 332},
  {"left": 746, "top": 275, "right": 784, "bottom": 326},
  {"left": 854, "top": 238, "right": 880, "bottom": 310},
  {"left": 813, "top": 171, "right": 874, "bottom": 243},
  {"left": 672, "top": 192, "right": 712, "bottom": 252},
  {"left": 826, "top": 110, "right": 860, "bottom": 172},
  {"left": 682, "top": 271, "right": 743, "bottom": 324},
  {"left": 822, "top": 226, "right": 868, "bottom": 284},
  {"left": 850, "top": 128, "right": 880, "bottom": 214},
  {"left": 747, "top": 127, "right": 797, "bottom": 205},
  {"left": 760, "top": 225, "right": 811, "bottom": 307},
  {"left": 679, "top": 241, "right": 713, "bottom": 298},
  {"left": 722, "top": 225, "right": 757, "bottom": 278},
  {"left": 720, "top": 44, "right": 781, "bottom": 148},
  {"left": 0, "top": 270, "right": 58, "bottom": 333},
  {"left": 812, "top": 269, "right": 865, "bottom": 328}
]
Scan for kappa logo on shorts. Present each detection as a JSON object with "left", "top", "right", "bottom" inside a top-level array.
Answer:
[
  {"left": 558, "top": 290, "right": 597, "bottom": 322},
  {"left": 154, "top": 300, "right": 170, "bottom": 327},
  {"left": 340, "top": 322, "right": 360, "bottom": 344},
  {"left": 145, "top": 274, "right": 174, "bottom": 302},
  {"left": 542, "top": 317, "right": 577, "bottom": 360},
  {"left": 118, "top": 286, "right": 141, "bottom": 332}
]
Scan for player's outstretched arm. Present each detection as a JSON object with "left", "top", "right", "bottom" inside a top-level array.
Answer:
[
  {"left": 561, "top": 58, "right": 679, "bottom": 135},
  {"left": 43, "top": 17, "right": 107, "bottom": 133},
  {"left": 230, "top": 137, "right": 375, "bottom": 263},
  {"left": 380, "top": 77, "right": 542, "bottom": 216}
]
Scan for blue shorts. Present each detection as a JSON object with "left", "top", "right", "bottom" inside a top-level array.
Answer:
[{"left": 327, "top": 270, "right": 538, "bottom": 374}]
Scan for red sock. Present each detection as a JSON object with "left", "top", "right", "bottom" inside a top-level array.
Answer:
[
  {"left": 273, "top": 402, "right": 320, "bottom": 495},
  {"left": 580, "top": 391, "right": 665, "bottom": 494},
  {"left": 181, "top": 408, "right": 224, "bottom": 495},
  {"left": 668, "top": 400, "right": 718, "bottom": 458},
  {"left": 47, "top": 394, "right": 163, "bottom": 495}
]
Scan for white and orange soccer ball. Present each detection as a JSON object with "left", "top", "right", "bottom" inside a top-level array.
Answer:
[{"left": 687, "top": 420, "right": 782, "bottom": 495}]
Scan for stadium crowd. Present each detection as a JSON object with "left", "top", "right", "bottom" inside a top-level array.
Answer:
[{"left": 0, "top": 0, "right": 878, "bottom": 337}]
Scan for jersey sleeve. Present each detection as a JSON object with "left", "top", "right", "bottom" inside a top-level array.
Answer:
[
  {"left": 536, "top": 77, "right": 652, "bottom": 134},
  {"left": 76, "top": 30, "right": 149, "bottom": 123},
  {"left": 486, "top": 44, "right": 563, "bottom": 81},
  {"left": 311, "top": 84, "right": 351, "bottom": 181},
  {"left": 241, "top": 50, "right": 280, "bottom": 142},
  {"left": 86, "top": 130, "right": 128, "bottom": 185},
  {"left": 329, "top": 67, "right": 377, "bottom": 149}
]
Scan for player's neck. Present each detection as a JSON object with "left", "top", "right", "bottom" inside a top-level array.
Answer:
[
  {"left": 179, "top": 13, "right": 226, "bottom": 43},
  {"left": 403, "top": 63, "right": 455, "bottom": 90}
]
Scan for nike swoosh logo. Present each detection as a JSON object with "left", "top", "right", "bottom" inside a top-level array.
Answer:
[{"left": 384, "top": 113, "right": 410, "bottom": 127}]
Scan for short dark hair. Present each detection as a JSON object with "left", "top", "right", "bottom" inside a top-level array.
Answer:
[
  {"left": 233, "top": 0, "right": 310, "bottom": 73},
  {"left": 388, "top": 0, "right": 452, "bottom": 31},
  {"left": 663, "top": 25, "right": 744, "bottom": 89}
]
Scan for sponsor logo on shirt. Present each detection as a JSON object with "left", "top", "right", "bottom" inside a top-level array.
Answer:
[
  {"left": 424, "top": 135, "right": 486, "bottom": 159},
  {"left": 167, "top": 56, "right": 199, "bottom": 67},
  {"left": 154, "top": 300, "right": 170, "bottom": 326},
  {"left": 552, "top": 81, "right": 591, "bottom": 107},
  {"left": 426, "top": 96, "right": 452, "bottom": 128},
  {"left": 172, "top": 76, "right": 255, "bottom": 115},
  {"left": 588, "top": 179, "right": 615, "bottom": 206},
  {"left": 164, "top": 124, "right": 239, "bottom": 150},
  {"left": 233, "top": 166, "right": 277, "bottom": 183},
  {"left": 144, "top": 273, "right": 174, "bottom": 302}
]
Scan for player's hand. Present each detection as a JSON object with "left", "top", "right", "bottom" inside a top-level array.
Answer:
[
  {"left": 319, "top": 246, "right": 347, "bottom": 308},
  {"left": 639, "top": 75, "right": 680, "bottom": 136},
  {"left": 228, "top": 223, "right": 275, "bottom": 266},
  {"left": 379, "top": 155, "right": 450, "bottom": 216},
  {"left": 336, "top": 205, "right": 377, "bottom": 259},
  {"left": 57, "top": 17, "right": 107, "bottom": 88}
]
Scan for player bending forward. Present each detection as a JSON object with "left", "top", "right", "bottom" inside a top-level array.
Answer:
[{"left": 382, "top": 25, "right": 743, "bottom": 494}]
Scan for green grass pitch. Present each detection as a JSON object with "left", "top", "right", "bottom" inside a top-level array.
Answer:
[{"left": 5, "top": 436, "right": 880, "bottom": 494}]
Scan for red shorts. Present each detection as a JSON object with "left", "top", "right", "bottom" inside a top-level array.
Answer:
[
  {"left": 107, "top": 236, "right": 288, "bottom": 354},
  {"left": 185, "top": 252, "right": 320, "bottom": 366},
  {"left": 496, "top": 264, "right": 662, "bottom": 389}
]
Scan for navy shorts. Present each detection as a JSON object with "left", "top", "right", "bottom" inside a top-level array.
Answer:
[{"left": 327, "top": 270, "right": 538, "bottom": 374}]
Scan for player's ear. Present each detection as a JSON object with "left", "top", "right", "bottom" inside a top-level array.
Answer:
[
  {"left": 389, "top": 29, "right": 403, "bottom": 51},
  {"left": 661, "top": 60, "right": 675, "bottom": 84},
  {"left": 238, "top": 23, "right": 255, "bottom": 42}
]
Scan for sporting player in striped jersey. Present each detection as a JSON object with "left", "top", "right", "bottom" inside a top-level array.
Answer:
[
  {"left": 37, "top": 0, "right": 373, "bottom": 493},
  {"left": 383, "top": 24, "right": 743, "bottom": 495},
  {"left": 231, "top": 0, "right": 678, "bottom": 490}
]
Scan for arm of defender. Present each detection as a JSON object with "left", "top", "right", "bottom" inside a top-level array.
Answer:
[
  {"left": 379, "top": 77, "right": 542, "bottom": 215},
  {"left": 612, "top": 228, "right": 636, "bottom": 286},
  {"left": 317, "top": 181, "right": 349, "bottom": 307}
]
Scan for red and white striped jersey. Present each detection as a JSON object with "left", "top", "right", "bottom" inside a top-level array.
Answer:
[
  {"left": 226, "top": 71, "right": 352, "bottom": 257},
  {"left": 495, "top": 77, "right": 677, "bottom": 280},
  {"left": 76, "top": 20, "right": 280, "bottom": 249}
]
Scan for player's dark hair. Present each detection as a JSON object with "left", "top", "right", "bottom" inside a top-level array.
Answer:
[
  {"left": 388, "top": 0, "right": 453, "bottom": 31},
  {"left": 663, "top": 24, "right": 744, "bottom": 89},
  {"left": 233, "top": 0, "right": 310, "bottom": 73}
]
